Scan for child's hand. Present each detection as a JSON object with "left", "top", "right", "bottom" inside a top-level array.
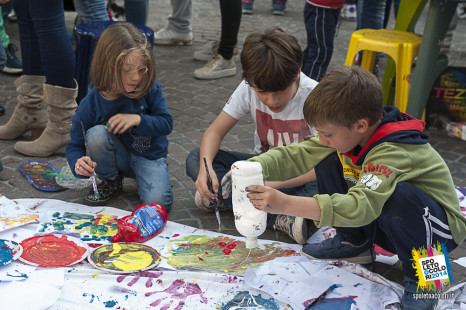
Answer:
[
  {"left": 75, "top": 156, "right": 96, "bottom": 177},
  {"left": 246, "top": 185, "right": 288, "bottom": 214},
  {"left": 107, "top": 114, "right": 141, "bottom": 134},
  {"left": 195, "top": 171, "right": 218, "bottom": 201},
  {"left": 221, "top": 170, "right": 232, "bottom": 199}
]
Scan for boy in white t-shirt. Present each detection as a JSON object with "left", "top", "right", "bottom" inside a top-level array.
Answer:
[{"left": 185, "top": 27, "right": 318, "bottom": 244}]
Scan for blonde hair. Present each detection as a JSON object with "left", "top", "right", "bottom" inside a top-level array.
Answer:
[
  {"left": 90, "top": 22, "right": 156, "bottom": 99},
  {"left": 303, "top": 66, "right": 383, "bottom": 128}
]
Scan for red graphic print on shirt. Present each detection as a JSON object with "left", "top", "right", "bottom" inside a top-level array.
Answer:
[{"left": 256, "top": 110, "right": 310, "bottom": 153}]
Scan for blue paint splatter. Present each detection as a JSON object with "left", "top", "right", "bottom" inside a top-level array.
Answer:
[
  {"left": 0, "top": 240, "right": 14, "bottom": 266},
  {"left": 6, "top": 270, "right": 28, "bottom": 279},
  {"left": 305, "top": 297, "right": 356, "bottom": 309},
  {"left": 103, "top": 300, "right": 118, "bottom": 307},
  {"left": 220, "top": 291, "right": 280, "bottom": 310}
]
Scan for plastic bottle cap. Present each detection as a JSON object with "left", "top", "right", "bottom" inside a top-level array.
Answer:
[{"left": 245, "top": 237, "right": 259, "bottom": 249}]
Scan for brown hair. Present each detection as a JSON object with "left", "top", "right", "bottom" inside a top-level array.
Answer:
[
  {"left": 303, "top": 66, "right": 383, "bottom": 128},
  {"left": 90, "top": 22, "right": 156, "bottom": 99},
  {"left": 241, "top": 26, "right": 302, "bottom": 92}
]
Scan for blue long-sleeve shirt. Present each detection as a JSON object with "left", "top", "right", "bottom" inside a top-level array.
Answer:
[{"left": 66, "top": 81, "right": 173, "bottom": 178}]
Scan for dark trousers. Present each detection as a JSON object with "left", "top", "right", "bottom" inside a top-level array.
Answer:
[
  {"left": 314, "top": 153, "right": 458, "bottom": 279},
  {"left": 302, "top": 3, "right": 341, "bottom": 81},
  {"left": 218, "top": 0, "right": 242, "bottom": 60},
  {"left": 14, "top": 0, "right": 75, "bottom": 88}
]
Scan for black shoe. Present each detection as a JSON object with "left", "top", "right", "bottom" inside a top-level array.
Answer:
[
  {"left": 0, "top": 104, "right": 5, "bottom": 116},
  {"left": 2, "top": 44, "right": 23, "bottom": 75},
  {"left": 85, "top": 174, "right": 123, "bottom": 206}
]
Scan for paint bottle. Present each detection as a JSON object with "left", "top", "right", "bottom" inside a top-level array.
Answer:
[
  {"left": 111, "top": 203, "right": 167, "bottom": 243},
  {"left": 231, "top": 161, "right": 267, "bottom": 249}
]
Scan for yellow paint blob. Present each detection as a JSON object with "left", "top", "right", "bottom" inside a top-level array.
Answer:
[{"left": 112, "top": 251, "right": 153, "bottom": 271}]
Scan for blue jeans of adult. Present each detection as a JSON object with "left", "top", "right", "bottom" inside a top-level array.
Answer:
[
  {"left": 314, "top": 153, "right": 458, "bottom": 280},
  {"left": 87, "top": 125, "right": 173, "bottom": 210},
  {"left": 13, "top": 0, "right": 75, "bottom": 88},
  {"left": 185, "top": 148, "right": 318, "bottom": 227},
  {"left": 125, "top": 0, "right": 148, "bottom": 25},
  {"left": 73, "top": 0, "right": 109, "bottom": 24},
  {"left": 356, "top": 0, "right": 386, "bottom": 64},
  {"left": 0, "top": 43, "right": 5, "bottom": 71},
  {"left": 302, "top": 3, "right": 341, "bottom": 81}
]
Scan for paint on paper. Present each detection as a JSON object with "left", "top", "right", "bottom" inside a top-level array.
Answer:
[
  {"left": 19, "top": 161, "right": 66, "bottom": 192},
  {"left": 165, "top": 235, "right": 297, "bottom": 275},
  {"left": 0, "top": 239, "right": 22, "bottom": 266},
  {"left": 20, "top": 234, "right": 88, "bottom": 267},
  {"left": 217, "top": 291, "right": 292, "bottom": 310},
  {"left": 38, "top": 211, "right": 118, "bottom": 243},
  {"left": 89, "top": 243, "right": 161, "bottom": 273},
  {"left": 0, "top": 195, "right": 39, "bottom": 232}
]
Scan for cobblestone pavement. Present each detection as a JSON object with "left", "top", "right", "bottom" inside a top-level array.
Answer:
[{"left": 0, "top": 0, "right": 465, "bottom": 287}]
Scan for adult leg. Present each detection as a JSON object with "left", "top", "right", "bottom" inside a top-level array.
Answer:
[
  {"left": 218, "top": 0, "right": 241, "bottom": 60},
  {"left": 124, "top": 0, "right": 148, "bottom": 25},
  {"left": 72, "top": 0, "right": 109, "bottom": 24},
  {"left": 302, "top": 3, "right": 340, "bottom": 81},
  {"left": 131, "top": 154, "right": 173, "bottom": 211},
  {"left": 167, "top": 0, "right": 192, "bottom": 33}
]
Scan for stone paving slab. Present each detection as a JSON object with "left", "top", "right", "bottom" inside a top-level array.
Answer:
[{"left": 0, "top": 0, "right": 465, "bottom": 288}]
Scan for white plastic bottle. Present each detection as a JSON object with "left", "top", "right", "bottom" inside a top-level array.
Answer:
[{"left": 231, "top": 161, "right": 267, "bottom": 248}]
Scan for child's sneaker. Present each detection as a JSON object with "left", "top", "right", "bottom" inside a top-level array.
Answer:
[
  {"left": 154, "top": 27, "right": 193, "bottom": 46},
  {"left": 85, "top": 174, "right": 123, "bottom": 206},
  {"left": 2, "top": 44, "right": 23, "bottom": 75},
  {"left": 341, "top": 4, "right": 357, "bottom": 21},
  {"left": 272, "top": 1, "right": 286, "bottom": 15},
  {"left": 194, "top": 54, "right": 236, "bottom": 80},
  {"left": 301, "top": 233, "right": 374, "bottom": 264},
  {"left": 273, "top": 214, "right": 307, "bottom": 244},
  {"left": 242, "top": 0, "right": 254, "bottom": 14},
  {"left": 401, "top": 278, "right": 438, "bottom": 309},
  {"left": 193, "top": 41, "right": 240, "bottom": 62}
]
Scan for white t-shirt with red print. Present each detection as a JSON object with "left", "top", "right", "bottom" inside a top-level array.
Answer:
[{"left": 223, "top": 72, "right": 318, "bottom": 154}]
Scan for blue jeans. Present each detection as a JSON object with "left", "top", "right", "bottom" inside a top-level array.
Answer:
[
  {"left": 13, "top": 0, "right": 75, "bottom": 88},
  {"left": 185, "top": 148, "right": 318, "bottom": 227},
  {"left": 73, "top": 0, "right": 109, "bottom": 24},
  {"left": 302, "top": 3, "right": 341, "bottom": 81},
  {"left": 87, "top": 125, "right": 173, "bottom": 210},
  {"left": 0, "top": 43, "right": 5, "bottom": 71},
  {"left": 125, "top": 0, "right": 148, "bottom": 25},
  {"left": 356, "top": 0, "right": 386, "bottom": 64}
]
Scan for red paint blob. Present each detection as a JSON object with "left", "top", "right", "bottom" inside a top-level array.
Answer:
[
  {"left": 198, "top": 256, "right": 204, "bottom": 261},
  {"left": 172, "top": 234, "right": 180, "bottom": 237},
  {"left": 218, "top": 242, "right": 226, "bottom": 247},
  {"left": 223, "top": 249, "right": 231, "bottom": 255},
  {"left": 20, "top": 234, "right": 87, "bottom": 267},
  {"left": 227, "top": 244, "right": 236, "bottom": 249}
]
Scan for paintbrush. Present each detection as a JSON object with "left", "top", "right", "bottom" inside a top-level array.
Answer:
[
  {"left": 203, "top": 157, "right": 221, "bottom": 233},
  {"left": 81, "top": 121, "right": 100, "bottom": 199},
  {"left": 305, "top": 284, "right": 341, "bottom": 309}
]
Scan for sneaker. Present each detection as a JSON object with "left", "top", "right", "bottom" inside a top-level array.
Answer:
[
  {"left": 401, "top": 279, "right": 438, "bottom": 310},
  {"left": 8, "top": 10, "right": 17, "bottom": 22},
  {"left": 2, "top": 44, "right": 23, "bottom": 75},
  {"left": 154, "top": 27, "right": 193, "bottom": 46},
  {"left": 341, "top": 4, "right": 357, "bottom": 21},
  {"left": 194, "top": 190, "right": 229, "bottom": 212},
  {"left": 85, "top": 174, "right": 123, "bottom": 206},
  {"left": 272, "top": 1, "right": 286, "bottom": 15},
  {"left": 242, "top": 0, "right": 253, "bottom": 14},
  {"left": 273, "top": 215, "right": 307, "bottom": 244},
  {"left": 194, "top": 54, "right": 236, "bottom": 80},
  {"left": 193, "top": 41, "right": 240, "bottom": 62},
  {"left": 457, "top": 3, "right": 466, "bottom": 19},
  {"left": 301, "top": 233, "right": 374, "bottom": 264},
  {"left": 0, "top": 104, "right": 4, "bottom": 116}
]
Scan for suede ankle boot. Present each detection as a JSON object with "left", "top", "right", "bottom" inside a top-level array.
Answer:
[
  {"left": 0, "top": 75, "right": 47, "bottom": 140},
  {"left": 14, "top": 81, "right": 78, "bottom": 157}
]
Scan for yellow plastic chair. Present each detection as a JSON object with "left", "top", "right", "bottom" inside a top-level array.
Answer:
[{"left": 344, "top": 29, "right": 422, "bottom": 113}]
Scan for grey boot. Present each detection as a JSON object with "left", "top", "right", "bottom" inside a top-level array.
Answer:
[
  {"left": 14, "top": 81, "right": 78, "bottom": 157},
  {"left": 0, "top": 75, "right": 47, "bottom": 140}
]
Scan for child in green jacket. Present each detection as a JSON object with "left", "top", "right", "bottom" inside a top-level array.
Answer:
[{"left": 223, "top": 65, "right": 466, "bottom": 309}]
